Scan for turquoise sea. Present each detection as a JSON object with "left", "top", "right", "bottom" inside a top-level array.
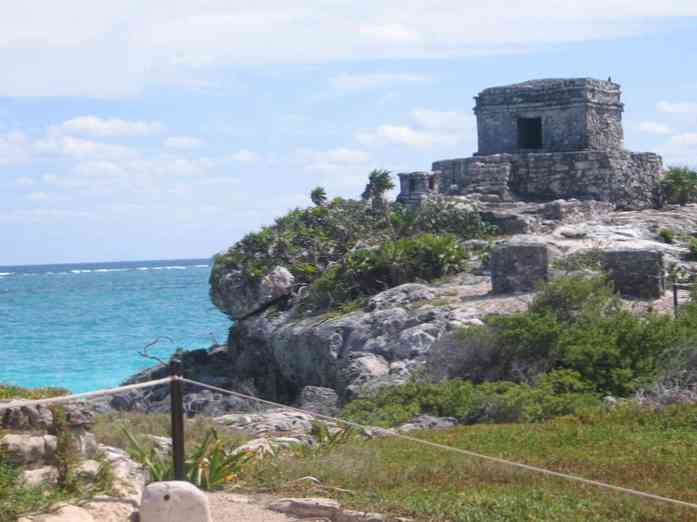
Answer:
[{"left": 0, "top": 259, "right": 230, "bottom": 393}]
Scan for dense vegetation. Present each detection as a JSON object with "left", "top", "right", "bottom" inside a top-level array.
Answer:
[
  {"left": 345, "top": 276, "right": 697, "bottom": 427},
  {"left": 661, "top": 166, "right": 697, "bottom": 205},
  {"left": 0, "top": 384, "right": 68, "bottom": 401},
  {"left": 211, "top": 172, "right": 493, "bottom": 311},
  {"left": 251, "top": 402, "right": 697, "bottom": 521}
]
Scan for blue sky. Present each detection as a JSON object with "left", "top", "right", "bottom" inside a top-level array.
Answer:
[{"left": 1, "top": 3, "right": 696, "bottom": 265}]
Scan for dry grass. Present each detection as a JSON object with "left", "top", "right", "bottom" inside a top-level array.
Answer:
[{"left": 93, "top": 412, "right": 250, "bottom": 454}]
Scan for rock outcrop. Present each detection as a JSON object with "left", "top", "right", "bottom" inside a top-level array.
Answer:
[
  {"left": 196, "top": 204, "right": 697, "bottom": 408},
  {"left": 210, "top": 266, "right": 294, "bottom": 320}
]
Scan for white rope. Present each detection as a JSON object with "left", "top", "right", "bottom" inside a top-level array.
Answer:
[
  {"left": 181, "top": 377, "right": 697, "bottom": 511},
  {"left": 0, "top": 376, "right": 173, "bottom": 411}
]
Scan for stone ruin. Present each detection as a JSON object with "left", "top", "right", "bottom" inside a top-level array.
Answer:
[{"left": 397, "top": 78, "right": 663, "bottom": 210}]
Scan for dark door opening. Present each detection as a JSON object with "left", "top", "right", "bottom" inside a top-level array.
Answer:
[{"left": 517, "top": 117, "right": 543, "bottom": 149}]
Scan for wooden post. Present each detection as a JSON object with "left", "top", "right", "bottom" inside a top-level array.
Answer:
[
  {"left": 673, "top": 284, "right": 679, "bottom": 318},
  {"left": 170, "top": 359, "right": 185, "bottom": 481}
]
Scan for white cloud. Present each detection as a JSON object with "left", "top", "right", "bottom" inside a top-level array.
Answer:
[
  {"left": 637, "top": 121, "right": 673, "bottom": 135},
  {"left": 655, "top": 132, "right": 697, "bottom": 167},
  {"left": 657, "top": 101, "right": 697, "bottom": 115},
  {"left": 0, "top": 131, "right": 31, "bottom": 165},
  {"left": 227, "top": 150, "right": 258, "bottom": 162},
  {"left": 34, "top": 135, "right": 139, "bottom": 161},
  {"left": 15, "top": 176, "right": 34, "bottom": 186},
  {"left": 61, "top": 116, "right": 163, "bottom": 136},
  {"left": 1, "top": 2, "right": 697, "bottom": 96},
  {"left": 164, "top": 136, "right": 204, "bottom": 149},
  {"left": 27, "top": 192, "right": 49, "bottom": 201},
  {"left": 670, "top": 133, "right": 697, "bottom": 146},
  {"left": 375, "top": 125, "right": 441, "bottom": 148},
  {"left": 298, "top": 147, "right": 370, "bottom": 166},
  {"left": 329, "top": 73, "right": 431, "bottom": 91},
  {"left": 357, "top": 109, "right": 475, "bottom": 149},
  {"left": 357, "top": 24, "right": 423, "bottom": 44}
]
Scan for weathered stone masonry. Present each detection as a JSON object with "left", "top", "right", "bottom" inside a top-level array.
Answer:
[{"left": 398, "top": 78, "right": 663, "bottom": 210}]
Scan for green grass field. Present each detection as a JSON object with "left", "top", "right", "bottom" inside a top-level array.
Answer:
[{"left": 247, "top": 403, "right": 697, "bottom": 521}]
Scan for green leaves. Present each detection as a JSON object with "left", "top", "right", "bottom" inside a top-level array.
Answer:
[
  {"left": 123, "top": 427, "right": 255, "bottom": 491},
  {"left": 307, "top": 233, "right": 469, "bottom": 309},
  {"left": 661, "top": 166, "right": 697, "bottom": 205}
]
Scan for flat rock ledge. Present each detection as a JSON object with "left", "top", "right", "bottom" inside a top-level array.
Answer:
[{"left": 268, "top": 496, "right": 414, "bottom": 521}]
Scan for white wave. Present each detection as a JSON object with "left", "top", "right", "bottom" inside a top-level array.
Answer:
[
  {"left": 151, "top": 265, "right": 187, "bottom": 270},
  {"left": 193, "top": 264, "right": 209, "bottom": 268},
  {"left": 70, "top": 269, "right": 93, "bottom": 274},
  {"left": 136, "top": 267, "right": 150, "bottom": 271},
  {"left": 0, "top": 272, "right": 13, "bottom": 277},
  {"left": 94, "top": 268, "right": 128, "bottom": 273}
]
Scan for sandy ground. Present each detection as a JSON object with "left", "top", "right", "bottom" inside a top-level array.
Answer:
[{"left": 207, "top": 493, "right": 300, "bottom": 522}]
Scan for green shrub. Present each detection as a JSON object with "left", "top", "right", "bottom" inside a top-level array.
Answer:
[
  {"left": 658, "top": 227, "right": 675, "bottom": 243},
  {"left": 661, "top": 166, "right": 697, "bottom": 205},
  {"left": 0, "top": 384, "right": 68, "bottom": 401},
  {"left": 307, "top": 233, "right": 468, "bottom": 308},
  {"left": 688, "top": 238, "right": 697, "bottom": 260},
  {"left": 430, "top": 276, "right": 695, "bottom": 397},
  {"left": 343, "top": 370, "right": 601, "bottom": 428},
  {"left": 124, "top": 427, "right": 255, "bottom": 491},
  {"left": 50, "top": 405, "right": 81, "bottom": 494},
  {"left": 402, "top": 195, "right": 495, "bottom": 239}
]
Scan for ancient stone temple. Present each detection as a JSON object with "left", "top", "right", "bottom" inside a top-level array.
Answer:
[{"left": 397, "top": 78, "right": 663, "bottom": 210}]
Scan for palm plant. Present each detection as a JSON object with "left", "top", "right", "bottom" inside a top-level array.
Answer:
[
  {"left": 361, "top": 169, "right": 395, "bottom": 211},
  {"left": 310, "top": 186, "right": 327, "bottom": 207},
  {"left": 123, "top": 427, "right": 255, "bottom": 491}
]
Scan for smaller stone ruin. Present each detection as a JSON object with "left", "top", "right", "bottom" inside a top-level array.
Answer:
[
  {"left": 602, "top": 249, "right": 665, "bottom": 299},
  {"left": 491, "top": 242, "right": 549, "bottom": 294}
]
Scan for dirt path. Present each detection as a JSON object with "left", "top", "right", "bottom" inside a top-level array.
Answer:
[{"left": 207, "top": 493, "right": 299, "bottom": 522}]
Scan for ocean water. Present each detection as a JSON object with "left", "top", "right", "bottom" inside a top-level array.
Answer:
[{"left": 0, "top": 259, "right": 231, "bottom": 393}]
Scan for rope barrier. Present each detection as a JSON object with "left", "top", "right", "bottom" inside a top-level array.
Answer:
[
  {"left": 0, "top": 376, "right": 173, "bottom": 411},
  {"left": 4, "top": 373, "right": 697, "bottom": 510},
  {"left": 180, "top": 377, "right": 697, "bottom": 511}
]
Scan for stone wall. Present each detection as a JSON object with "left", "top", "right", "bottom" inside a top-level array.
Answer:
[
  {"left": 430, "top": 150, "right": 662, "bottom": 210},
  {"left": 433, "top": 157, "right": 512, "bottom": 201}
]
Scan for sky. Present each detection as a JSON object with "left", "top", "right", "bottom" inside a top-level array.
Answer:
[{"left": 1, "top": 2, "right": 697, "bottom": 266}]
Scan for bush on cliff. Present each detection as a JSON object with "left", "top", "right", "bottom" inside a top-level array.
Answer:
[
  {"left": 343, "top": 370, "right": 600, "bottom": 427},
  {"left": 307, "top": 233, "right": 469, "bottom": 309},
  {"left": 661, "top": 166, "right": 697, "bottom": 205},
  {"left": 211, "top": 172, "right": 491, "bottom": 310},
  {"left": 430, "top": 276, "right": 697, "bottom": 397}
]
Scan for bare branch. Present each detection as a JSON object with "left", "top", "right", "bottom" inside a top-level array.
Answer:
[{"left": 138, "top": 336, "right": 175, "bottom": 366}]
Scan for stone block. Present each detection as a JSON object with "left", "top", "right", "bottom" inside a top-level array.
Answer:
[
  {"left": 602, "top": 249, "right": 664, "bottom": 299},
  {"left": 491, "top": 243, "right": 549, "bottom": 294},
  {"left": 139, "top": 481, "right": 211, "bottom": 522},
  {"left": 0, "top": 434, "right": 56, "bottom": 466},
  {"left": 480, "top": 210, "right": 531, "bottom": 235}
]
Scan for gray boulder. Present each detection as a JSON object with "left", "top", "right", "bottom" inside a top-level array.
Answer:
[
  {"left": 397, "top": 415, "right": 458, "bottom": 433},
  {"left": 295, "top": 386, "right": 339, "bottom": 416},
  {"left": 210, "top": 265, "right": 295, "bottom": 319}
]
